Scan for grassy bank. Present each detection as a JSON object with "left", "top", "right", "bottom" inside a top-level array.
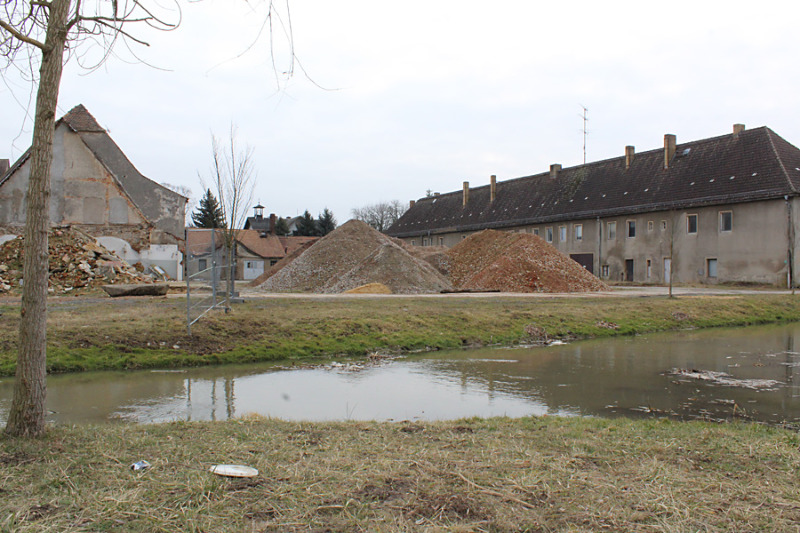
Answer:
[
  {"left": 2, "top": 416, "right": 799, "bottom": 531},
  {"left": 2, "top": 293, "right": 800, "bottom": 376}
]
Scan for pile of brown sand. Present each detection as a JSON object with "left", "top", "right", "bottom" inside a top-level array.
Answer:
[
  {"left": 446, "top": 229, "right": 608, "bottom": 293},
  {"left": 255, "top": 220, "right": 452, "bottom": 294},
  {"left": 343, "top": 283, "right": 392, "bottom": 294}
]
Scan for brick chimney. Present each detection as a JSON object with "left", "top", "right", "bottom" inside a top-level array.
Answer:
[
  {"left": 733, "top": 123, "right": 745, "bottom": 135},
  {"left": 490, "top": 175, "right": 496, "bottom": 202},
  {"left": 409, "top": 199, "right": 416, "bottom": 208},
  {"left": 664, "top": 134, "right": 676, "bottom": 169},
  {"left": 625, "top": 146, "right": 635, "bottom": 170},
  {"left": 269, "top": 213, "right": 277, "bottom": 235},
  {"left": 550, "top": 164, "right": 562, "bottom": 179},
  {"left": 0, "top": 159, "right": 8, "bottom": 176},
  {"left": 462, "top": 181, "right": 470, "bottom": 207}
]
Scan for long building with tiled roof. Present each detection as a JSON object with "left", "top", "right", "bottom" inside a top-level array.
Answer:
[{"left": 386, "top": 124, "right": 800, "bottom": 286}]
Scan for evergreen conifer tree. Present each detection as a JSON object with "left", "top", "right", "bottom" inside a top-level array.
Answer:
[
  {"left": 191, "top": 189, "right": 227, "bottom": 228},
  {"left": 317, "top": 208, "right": 337, "bottom": 235},
  {"left": 275, "top": 217, "right": 290, "bottom": 236},
  {"left": 294, "top": 210, "right": 320, "bottom": 236}
]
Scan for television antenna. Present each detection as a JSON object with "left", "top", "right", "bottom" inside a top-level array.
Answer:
[{"left": 579, "top": 105, "right": 589, "bottom": 165}]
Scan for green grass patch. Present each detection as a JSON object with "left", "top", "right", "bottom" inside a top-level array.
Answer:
[{"left": 1, "top": 293, "right": 800, "bottom": 376}]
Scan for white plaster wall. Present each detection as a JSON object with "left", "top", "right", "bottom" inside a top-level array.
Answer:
[{"left": 97, "top": 236, "right": 182, "bottom": 280}]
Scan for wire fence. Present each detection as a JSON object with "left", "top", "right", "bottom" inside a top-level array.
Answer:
[{"left": 184, "top": 228, "right": 235, "bottom": 335}]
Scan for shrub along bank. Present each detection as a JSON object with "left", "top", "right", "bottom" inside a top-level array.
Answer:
[{"left": 1, "top": 293, "right": 800, "bottom": 376}]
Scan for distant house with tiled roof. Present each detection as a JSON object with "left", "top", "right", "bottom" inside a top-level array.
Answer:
[
  {"left": 185, "top": 227, "right": 317, "bottom": 281},
  {"left": 0, "top": 104, "right": 187, "bottom": 278},
  {"left": 243, "top": 204, "right": 272, "bottom": 232},
  {"left": 386, "top": 124, "right": 800, "bottom": 286}
]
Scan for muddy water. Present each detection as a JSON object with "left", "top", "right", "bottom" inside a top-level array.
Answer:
[{"left": 1, "top": 322, "right": 800, "bottom": 425}]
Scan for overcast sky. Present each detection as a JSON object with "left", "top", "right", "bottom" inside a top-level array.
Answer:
[{"left": 2, "top": 0, "right": 800, "bottom": 225}]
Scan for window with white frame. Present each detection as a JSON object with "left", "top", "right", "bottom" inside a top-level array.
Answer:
[
  {"left": 607, "top": 221, "right": 616, "bottom": 240},
  {"left": 546, "top": 227, "right": 553, "bottom": 243},
  {"left": 533, "top": 228, "right": 540, "bottom": 236},
  {"left": 574, "top": 224, "right": 583, "bottom": 241},
  {"left": 719, "top": 211, "right": 733, "bottom": 232},
  {"left": 601, "top": 265, "right": 609, "bottom": 278},
  {"left": 559, "top": 226, "right": 567, "bottom": 242}
]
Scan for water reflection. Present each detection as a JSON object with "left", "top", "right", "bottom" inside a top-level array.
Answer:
[{"left": 1, "top": 322, "right": 800, "bottom": 425}]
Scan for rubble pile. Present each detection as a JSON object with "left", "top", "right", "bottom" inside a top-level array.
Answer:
[
  {"left": 0, "top": 228, "right": 155, "bottom": 295},
  {"left": 403, "top": 245, "right": 450, "bottom": 276},
  {"left": 446, "top": 229, "right": 608, "bottom": 293},
  {"left": 256, "top": 220, "right": 452, "bottom": 294}
]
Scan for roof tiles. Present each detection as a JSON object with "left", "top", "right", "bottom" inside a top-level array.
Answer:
[{"left": 387, "top": 127, "right": 800, "bottom": 237}]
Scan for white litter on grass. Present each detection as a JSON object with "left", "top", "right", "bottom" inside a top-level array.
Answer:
[
  {"left": 668, "top": 368, "right": 781, "bottom": 390},
  {"left": 209, "top": 465, "right": 258, "bottom": 478}
]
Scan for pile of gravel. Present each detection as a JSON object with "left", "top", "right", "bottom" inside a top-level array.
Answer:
[{"left": 255, "top": 220, "right": 452, "bottom": 294}]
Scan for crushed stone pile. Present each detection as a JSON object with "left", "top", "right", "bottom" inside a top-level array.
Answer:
[
  {"left": 256, "top": 219, "right": 452, "bottom": 294},
  {"left": 0, "top": 227, "right": 155, "bottom": 296},
  {"left": 248, "top": 240, "right": 315, "bottom": 287},
  {"left": 403, "top": 245, "right": 450, "bottom": 276},
  {"left": 446, "top": 229, "right": 608, "bottom": 293}
]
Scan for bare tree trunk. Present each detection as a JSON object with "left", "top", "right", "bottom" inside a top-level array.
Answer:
[{"left": 5, "top": 0, "right": 71, "bottom": 438}]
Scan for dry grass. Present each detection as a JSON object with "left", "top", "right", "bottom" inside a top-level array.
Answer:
[{"left": 2, "top": 416, "right": 800, "bottom": 531}]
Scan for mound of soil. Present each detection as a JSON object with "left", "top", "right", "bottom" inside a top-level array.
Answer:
[
  {"left": 0, "top": 227, "right": 156, "bottom": 296},
  {"left": 256, "top": 220, "right": 452, "bottom": 294},
  {"left": 447, "top": 230, "right": 607, "bottom": 293}
]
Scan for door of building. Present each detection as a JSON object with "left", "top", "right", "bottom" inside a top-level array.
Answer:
[
  {"left": 243, "top": 260, "right": 265, "bottom": 280},
  {"left": 663, "top": 257, "right": 671, "bottom": 284},
  {"left": 569, "top": 253, "right": 594, "bottom": 274},
  {"left": 625, "top": 259, "right": 634, "bottom": 281}
]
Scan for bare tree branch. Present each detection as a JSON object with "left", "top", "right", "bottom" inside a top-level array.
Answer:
[{"left": 0, "top": 18, "right": 45, "bottom": 49}]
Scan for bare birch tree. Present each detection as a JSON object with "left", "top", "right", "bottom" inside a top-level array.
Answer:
[
  {"left": 1, "top": 0, "right": 186, "bottom": 437},
  {"left": 1, "top": 0, "right": 291, "bottom": 437},
  {"left": 202, "top": 127, "right": 256, "bottom": 308}
]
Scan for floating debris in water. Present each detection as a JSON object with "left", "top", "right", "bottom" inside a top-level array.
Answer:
[{"left": 666, "top": 368, "right": 781, "bottom": 390}]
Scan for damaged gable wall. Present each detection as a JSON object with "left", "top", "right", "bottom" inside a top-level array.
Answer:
[
  {"left": 0, "top": 105, "right": 187, "bottom": 279},
  {"left": 0, "top": 122, "right": 152, "bottom": 248}
]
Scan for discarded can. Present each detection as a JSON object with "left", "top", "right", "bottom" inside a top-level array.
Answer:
[{"left": 130, "top": 460, "right": 151, "bottom": 471}]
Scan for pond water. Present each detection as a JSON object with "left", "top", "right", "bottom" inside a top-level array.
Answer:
[{"left": 2, "top": 322, "right": 800, "bottom": 426}]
